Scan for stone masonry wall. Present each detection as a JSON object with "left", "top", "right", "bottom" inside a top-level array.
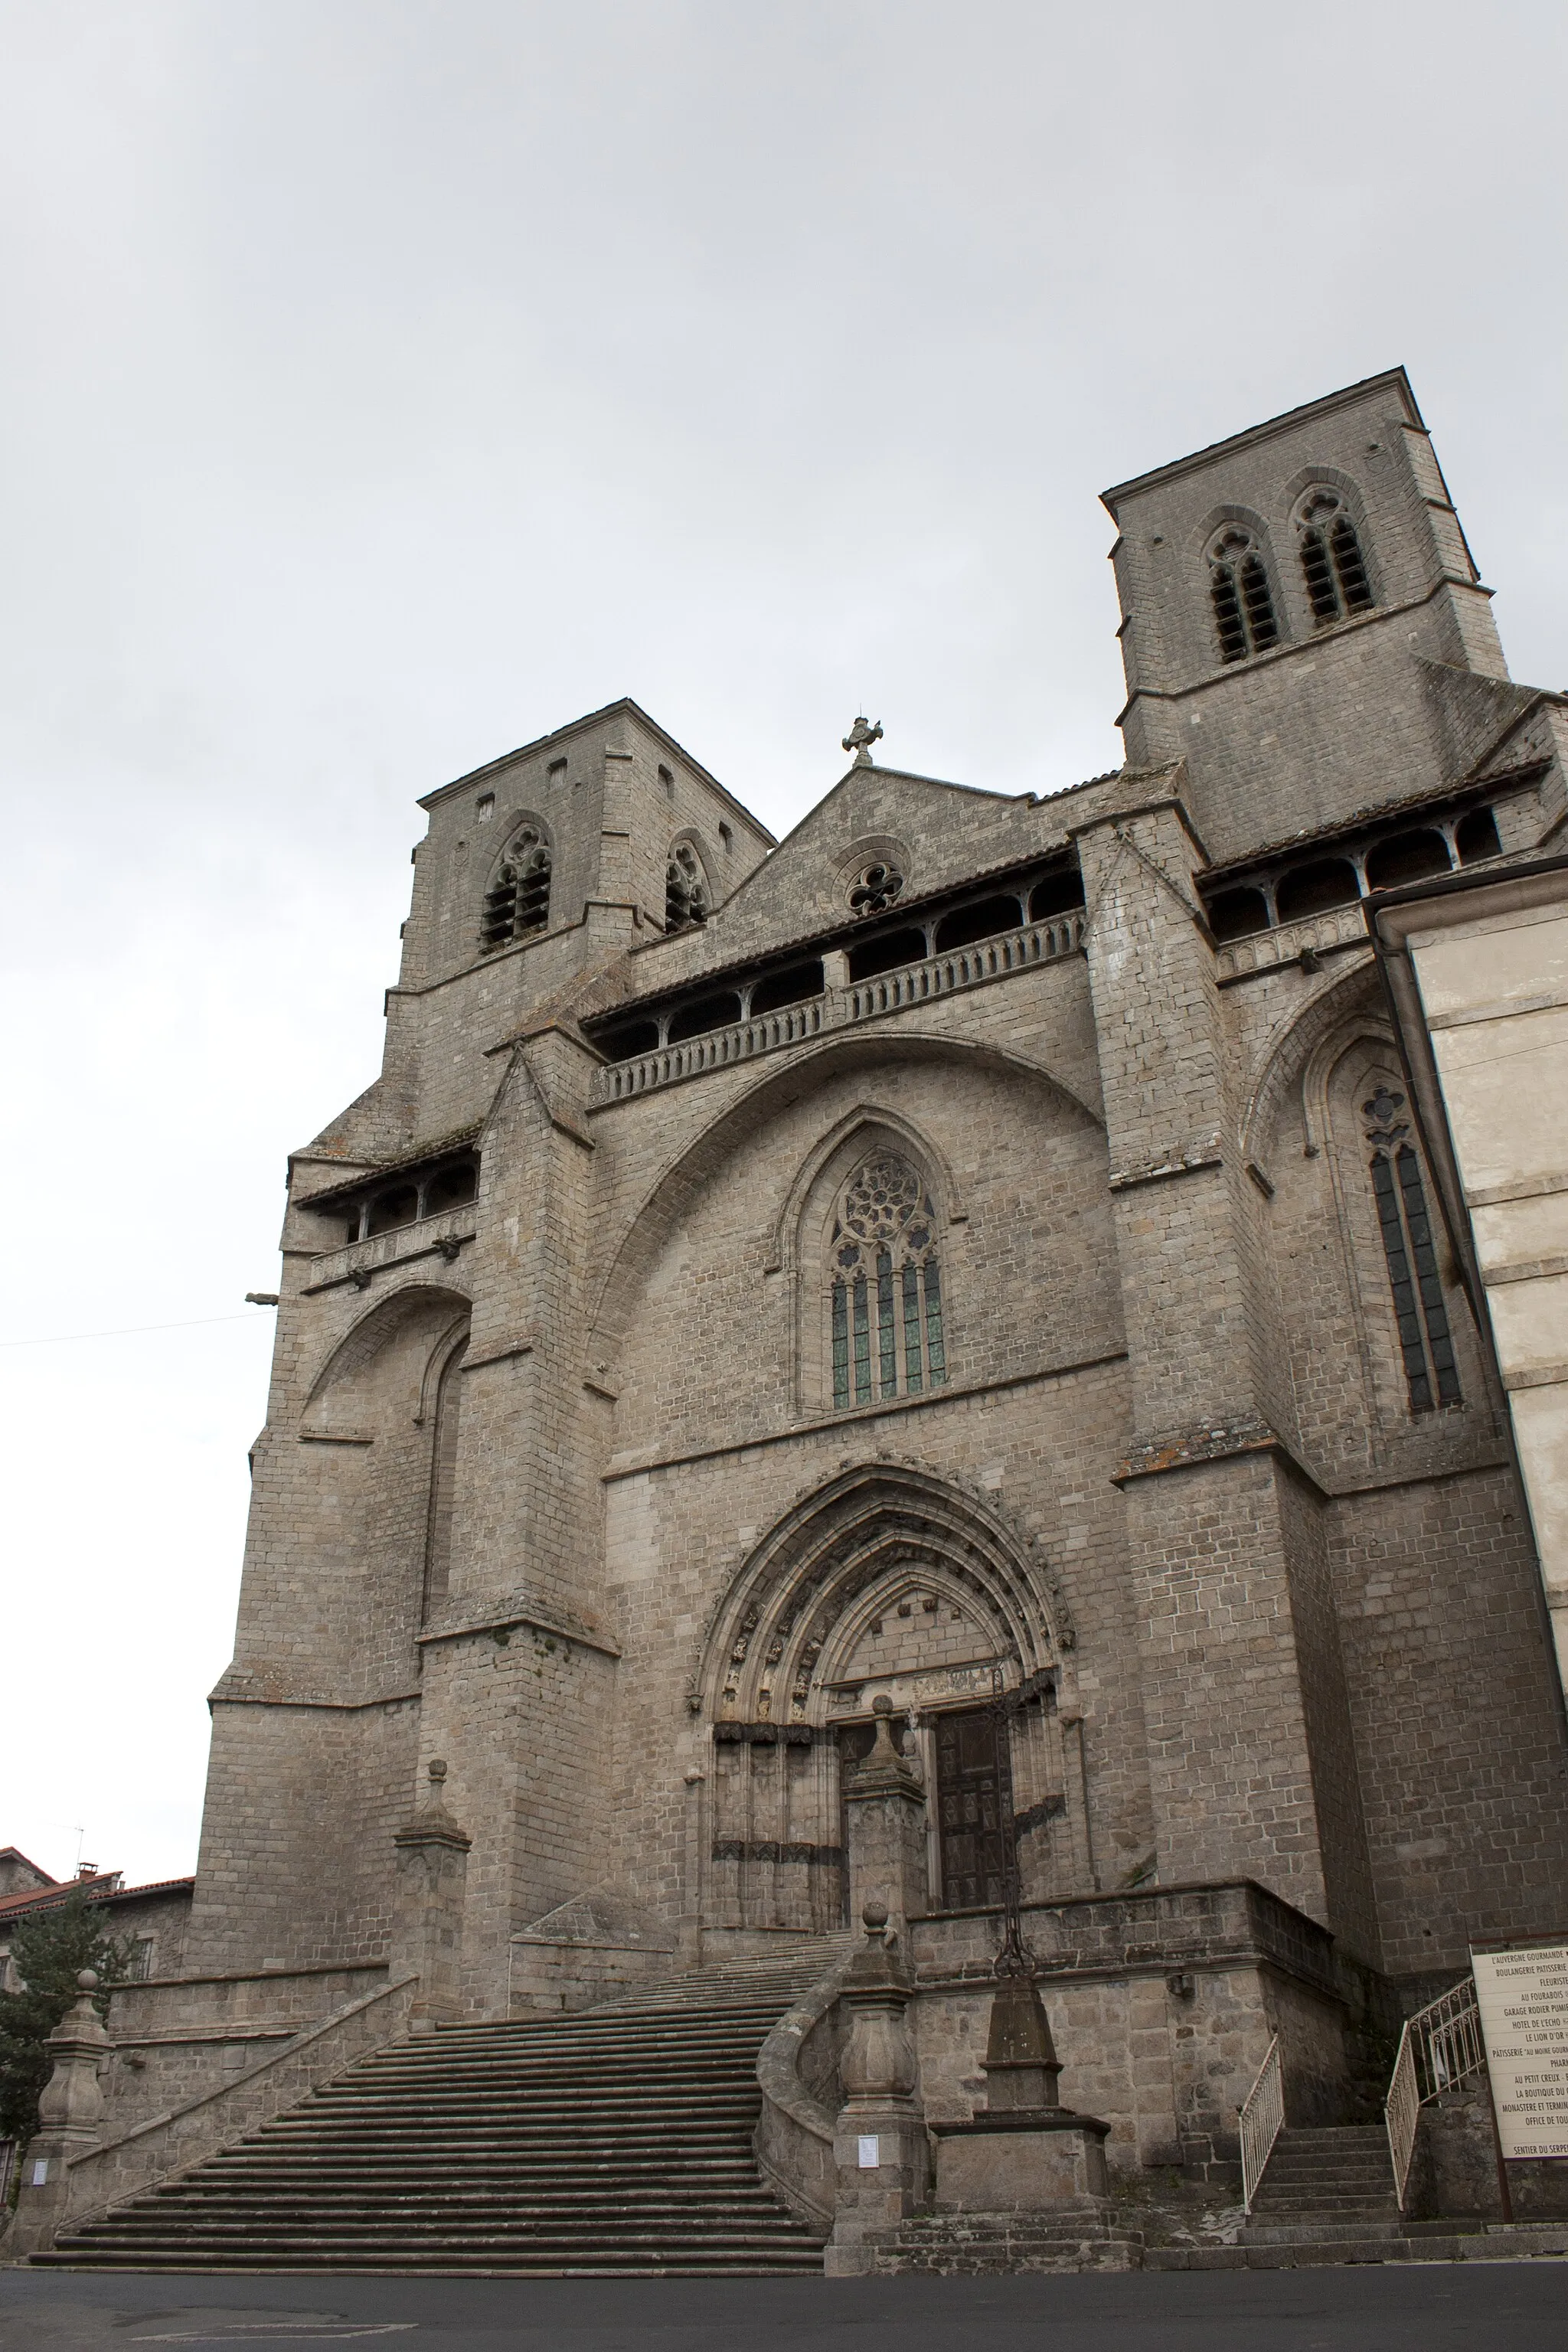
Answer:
[{"left": 183, "top": 382, "right": 1568, "bottom": 2130}]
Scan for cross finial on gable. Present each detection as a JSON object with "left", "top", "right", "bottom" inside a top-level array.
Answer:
[{"left": 841, "top": 714, "right": 884, "bottom": 766}]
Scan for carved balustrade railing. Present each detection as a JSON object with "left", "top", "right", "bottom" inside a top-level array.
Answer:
[{"left": 590, "top": 913, "right": 1085, "bottom": 1106}]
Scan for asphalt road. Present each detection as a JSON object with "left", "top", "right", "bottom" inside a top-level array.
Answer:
[{"left": 2, "top": 2268, "right": 1566, "bottom": 2352}]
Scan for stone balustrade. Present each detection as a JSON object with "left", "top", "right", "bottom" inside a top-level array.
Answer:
[
  {"left": 34, "top": 1971, "right": 418, "bottom": 2245},
  {"left": 1214, "top": 900, "right": 1370, "bottom": 982},
  {"left": 302, "top": 1207, "right": 477, "bottom": 1295},
  {"left": 590, "top": 913, "right": 1086, "bottom": 1107}
]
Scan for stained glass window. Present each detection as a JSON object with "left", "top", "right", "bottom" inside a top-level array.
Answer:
[
  {"left": 1364, "top": 1086, "right": 1461, "bottom": 1413},
  {"left": 829, "top": 1153, "right": 948, "bottom": 1408}
]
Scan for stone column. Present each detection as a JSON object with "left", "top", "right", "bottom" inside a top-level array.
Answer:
[
  {"left": 842, "top": 1696, "right": 928, "bottom": 1935},
  {"left": 825, "top": 1902, "right": 929, "bottom": 2276},
  {"left": 7, "top": 1969, "right": 112, "bottom": 2256},
  {"left": 390, "top": 1759, "right": 473, "bottom": 2032}
]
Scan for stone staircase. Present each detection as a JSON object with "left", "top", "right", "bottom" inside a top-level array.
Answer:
[
  {"left": 1243, "top": 2125, "right": 1404, "bottom": 2259},
  {"left": 35, "top": 1943, "right": 838, "bottom": 2276},
  {"left": 1187, "top": 2123, "right": 1568, "bottom": 2269}
]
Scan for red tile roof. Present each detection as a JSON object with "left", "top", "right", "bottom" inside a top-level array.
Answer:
[{"left": 0, "top": 1873, "right": 193, "bottom": 1923}]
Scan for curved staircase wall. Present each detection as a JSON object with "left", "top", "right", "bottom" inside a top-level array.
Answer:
[{"left": 753, "top": 1949, "right": 855, "bottom": 2227}]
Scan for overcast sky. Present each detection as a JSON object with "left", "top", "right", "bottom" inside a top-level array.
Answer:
[{"left": 4, "top": 0, "right": 1565, "bottom": 1890}]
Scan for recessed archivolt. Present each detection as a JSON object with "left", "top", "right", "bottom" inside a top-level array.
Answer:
[
  {"left": 815, "top": 1557, "right": 1009, "bottom": 1687},
  {"left": 416, "top": 1311, "right": 475, "bottom": 1426},
  {"left": 1299, "top": 1017, "right": 1400, "bottom": 1162},
  {"left": 693, "top": 1459, "right": 1069, "bottom": 1728},
  {"left": 1240, "top": 960, "right": 1386, "bottom": 1168},
  {"left": 301, "top": 1281, "right": 473, "bottom": 1423},
  {"left": 586, "top": 1030, "right": 1102, "bottom": 1364}
]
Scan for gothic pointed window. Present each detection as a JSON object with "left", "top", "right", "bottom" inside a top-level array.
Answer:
[
  {"left": 828, "top": 1154, "right": 946, "bottom": 1410},
  {"left": 1207, "top": 526, "right": 1279, "bottom": 662},
  {"left": 666, "top": 840, "right": 709, "bottom": 932},
  {"left": 1363, "top": 1085, "right": 1460, "bottom": 1413},
  {"left": 1296, "top": 488, "right": 1374, "bottom": 625},
  {"left": 480, "top": 824, "right": 551, "bottom": 951}
]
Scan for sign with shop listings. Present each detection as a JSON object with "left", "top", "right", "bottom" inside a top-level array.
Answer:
[{"left": 1472, "top": 1943, "right": 1568, "bottom": 2159}]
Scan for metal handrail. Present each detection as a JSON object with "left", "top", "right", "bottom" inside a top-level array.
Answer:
[
  {"left": 1386, "top": 2018, "right": 1422, "bottom": 2209},
  {"left": 1385, "top": 1974, "right": 1485, "bottom": 2209},
  {"left": 1239, "top": 2034, "right": 1284, "bottom": 2213},
  {"left": 1415, "top": 1975, "right": 1486, "bottom": 2101}
]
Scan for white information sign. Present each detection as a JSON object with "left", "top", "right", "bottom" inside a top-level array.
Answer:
[
  {"left": 1472, "top": 1943, "right": 1568, "bottom": 2160},
  {"left": 857, "top": 2135, "right": 880, "bottom": 2170}
]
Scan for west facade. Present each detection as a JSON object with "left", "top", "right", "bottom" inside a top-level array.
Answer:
[{"left": 173, "top": 369, "right": 1568, "bottom": 2174}]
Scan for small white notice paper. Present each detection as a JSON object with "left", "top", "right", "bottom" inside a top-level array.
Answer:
[
  {"left": 1472, "top": 1942, "right": 1568, "bottom": 2159},
  {"left": 857, "top": 2134, "right": 880, "bottom": 2170}
]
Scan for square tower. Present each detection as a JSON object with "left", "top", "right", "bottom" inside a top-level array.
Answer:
[
  {"left": 397, "top": 697, "right": 773, "bottom": 1000},
  {"left": 1102, "top": 369, "right": 1510, "bottom": 861}
]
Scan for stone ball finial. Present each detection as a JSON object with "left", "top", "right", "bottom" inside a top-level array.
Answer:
[
  {"left": 77, "top": 1968, "right": 99, "bottom": 1991},
  {"left": 428, "top": 1759, "right": 448, "bottom": 1783},
  {"left": 862, "top": 1900, "right": 889, "bottom": 1932},
  {"left": 871, "top": 1694, "right": 894, "bottom": 1717}
]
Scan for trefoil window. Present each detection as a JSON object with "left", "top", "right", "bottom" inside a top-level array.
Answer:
[
  {"left": 1363, "top": 1086, "right": 1460, "bottom": 1413},
  {"left": 480, "top": 826, "right": 551, "bottom": 951},
  {"left": 829, "top": 1155, "right": 946, "bottom": 1410},
  {"left": 1207, "top": 526, "right": 1279, "bottom": 663}
]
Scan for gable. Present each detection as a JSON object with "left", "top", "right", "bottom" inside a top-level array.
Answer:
[{"left": 608, "top": 760, "right": 1084, "bottom": 1003}]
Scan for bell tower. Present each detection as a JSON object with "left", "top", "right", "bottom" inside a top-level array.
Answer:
[
  {"left": 394, "top": 697, "right": 773, "bottom": 1002},
  {"left": 1102, "top": 368, "right": 1514, "bottom": 862}
]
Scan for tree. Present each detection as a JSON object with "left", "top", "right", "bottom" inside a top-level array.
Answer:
[{"left": 0, "top": 1884, "right": 138, "bottom": 2150}]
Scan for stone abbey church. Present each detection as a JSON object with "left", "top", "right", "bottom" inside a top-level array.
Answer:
[{"left": 103, "top": 369, "right": 1568, "bottom": 2215}]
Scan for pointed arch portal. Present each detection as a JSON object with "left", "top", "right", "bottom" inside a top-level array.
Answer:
[{"left": 691, "top": 1462, "right": 1078, "bottom": 1931}]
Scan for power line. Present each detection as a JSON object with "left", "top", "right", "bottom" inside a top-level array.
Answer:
[{"left": 0, "top": 1312, "right": 274, "bottom": 1350}]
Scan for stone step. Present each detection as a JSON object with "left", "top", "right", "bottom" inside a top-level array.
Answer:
[
  {"left": 1246, "top": 2122, "right": 1399, "bottom": 2239},
  {"left": 38, "top": 1962, "right": 829, "bottom": 2275},
  {"left": 1247, "top": 2218, "right": 1403, "bottom": 2244},
  {"left": 46, "top": 2251, "right": 827, "bottom": 2270},
  {"left": 66, "top": 2211, "right": 812, "bottom": 2233},
  {"left": 175, "top": 2156, "right": 768, "bottom": 2174},
  {"left": 51, "top": 2230, "right": 818, "bottom": 2248},
  {"left": 220, "top": 2129, "right": 763, "bottom": 2154},
  {"left": 262, "top": 2106, "right": 763, "bottom": 2122}
]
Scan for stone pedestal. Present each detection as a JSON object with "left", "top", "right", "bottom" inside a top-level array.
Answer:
[
  {"left": 842, "top": 1697, "right": 928, "bottom": 1935},
  {"left": 933, "top": 2110, "right": 1110, "bottom": 2210},
  {"left": 390, "top": 1759, "right": 472, "bottom": 2033},
  {"left": 931, "top": 1968, "right": 1112, "bottom": 2215},
  {"left": 7, "top": 1969, "right": 112, "bottom": 2257},
  {"left": 825, "top": 1902, "right": 931, "bottom": 2277}
]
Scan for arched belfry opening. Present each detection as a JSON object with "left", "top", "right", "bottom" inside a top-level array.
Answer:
[{"left": 691, "top": 1463, "right": 1080, "bottom": 1933}]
